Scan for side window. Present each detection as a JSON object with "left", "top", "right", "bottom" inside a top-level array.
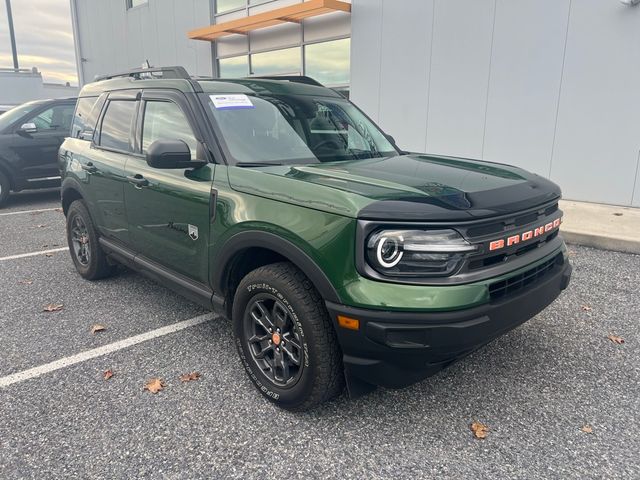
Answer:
[
  {"left": 71, "top": 97, "right": 98, "bottom": 138},
  {"left": 28, "top": 104, "right": 74, "bottom": 132},
  {"left": 98, "top": 100, "right": 136, "bottom": 152},
  {"left": 142, "top": 101, "right": 198, "bottom": 159}
]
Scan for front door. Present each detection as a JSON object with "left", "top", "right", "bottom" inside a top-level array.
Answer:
[
  {"left": 123, "top": 91, "right": 214, "bottom": 285},
  {"left": 9, "top": 102, "right": 75, "bottom": 181}
]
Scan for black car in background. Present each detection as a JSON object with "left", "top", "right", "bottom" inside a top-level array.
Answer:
[{"left": 0, "top": 97, "right": 76, "bottom": 207}]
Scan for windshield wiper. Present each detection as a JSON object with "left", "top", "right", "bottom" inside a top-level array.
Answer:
[{"left": 235, "top": 162, "right": 284, "bottom": 167}]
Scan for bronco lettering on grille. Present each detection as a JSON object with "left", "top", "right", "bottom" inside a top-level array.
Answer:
[{"left": 488, "top": 217, "right": 562, "bottom": 251}]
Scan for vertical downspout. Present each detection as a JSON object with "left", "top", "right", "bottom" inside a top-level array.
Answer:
[
  {"left": 69, "top": 0, "right": 85, "bottom": 86},
  {"left": 5, "top": 0, "right": 19, "bottom": 70}
]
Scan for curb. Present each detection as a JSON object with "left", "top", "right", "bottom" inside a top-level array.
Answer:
[{"left": 562, "top": 231, "right": 640, "bottom": 255}]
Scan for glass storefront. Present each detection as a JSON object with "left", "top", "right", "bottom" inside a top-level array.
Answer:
[
  {"left": 304, "top": 38, "right": 350, "bottom": 86},
  {"left": 251, "top": 47, "right": 302, "bottom": 76},
  {"left": 219, "top": 55, "right": 250, "bottom": 78},
  {"left": 217, "top": 39, "right": 350, "bottom": 90}
]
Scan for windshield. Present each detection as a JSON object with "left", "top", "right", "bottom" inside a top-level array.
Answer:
[
  {"left": 0, "top": 102, "right": 40, "bottom": 131},
  {"left": 208, "top": 93, "right": 397, "bottom": 165}
]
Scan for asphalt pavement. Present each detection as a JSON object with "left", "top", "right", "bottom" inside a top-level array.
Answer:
[{"left": 1, "top": 189, "right": 638, "bottom": 479}]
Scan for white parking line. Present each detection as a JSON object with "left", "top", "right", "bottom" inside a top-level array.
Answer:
[
  {"left": 0, "top": 247, "right": 69, "bottom": 262},
  {"left": 0, "top": 207, "right": 60, "bottom": 217},
  {"left": 0, "top": 313, "right": 215, "bottom": 388}
]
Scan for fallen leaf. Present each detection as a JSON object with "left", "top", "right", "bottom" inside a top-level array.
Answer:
[
  {"left": 55, "top": 208, "right": 63, "bottom": 212},
  {"left": 43, "top": 303, "right": 63, "bottom": 312},
  {"left": 581, "top": 305, "right": 592, "bottom": 312},
  {"left": 41, "top": 244, "right": 49, "bottom": 248},
  {"left": 34, "top": 224, "right": 47, "bottom": 228},
  {"left": 103, "top": 369, "right": 114, "bottom": 380},
  {"left": 91, "top": 324, "right": 106, "bottom": 334},
  {"left": 45, "top": 253, "right": 54, "bottom": 257},
  {"left": 18, "top": 279, "right": 33, "bottom": 285},
  {"left": 607, "top": 334, "right": 625, "bottom": 345},
  {"left": 144, "top": 378, "right": 165, "bottom": 394},
  {"left": 470, "top": 421, "right": 488, "bottom": 439},
  {"left": 581, "top": 425, "right": 593, "bottom": 434},
  {"left": 613, "top": 212, "right": 623, "bottom": 217},
  {"left": 179, "top": 372, "right": 201, "bottom": 383}
]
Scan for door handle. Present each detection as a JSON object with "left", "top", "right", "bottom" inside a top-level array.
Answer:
[
  {"left": 126, "top": 174, "right": 149, "bottom": 188},
  {"left": 81, "top": 162, "right": 97, "bottom": 173}
]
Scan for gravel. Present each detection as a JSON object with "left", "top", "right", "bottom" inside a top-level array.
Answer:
[{"left": 0, "top": 191, "right": 638, "bottom": 479}]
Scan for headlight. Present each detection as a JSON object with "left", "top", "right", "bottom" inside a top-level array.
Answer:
[{"left": 366, "top": 229, "right": 477, "bottom": 277}]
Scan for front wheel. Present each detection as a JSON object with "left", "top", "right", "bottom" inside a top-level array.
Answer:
[
  {"left": 232, "top": 262, "right": 344, "bottom": 411},
  {"left": 66, "top": 200, "right": 115, "bottom": 280}
]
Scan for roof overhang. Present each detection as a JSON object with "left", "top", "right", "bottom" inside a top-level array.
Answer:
[{"left": 188, "top": 0, "right": 351, "bottom": 41}]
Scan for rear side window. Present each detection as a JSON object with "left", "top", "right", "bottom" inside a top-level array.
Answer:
[
  {"left": 71, "top": 97, "right": 98, "bottom": 138},
  {"left": 99, "top": 100, "right": 136, "bottom": 152}
]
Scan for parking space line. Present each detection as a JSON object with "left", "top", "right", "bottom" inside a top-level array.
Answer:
[
  {"left": 0, "top": 247, "right": 70, "bottom": 262},
  {"left": 0, "top": 207, "right": 60, "bottom": 217},
  {"left": 0, "top": 313, "right": 215, "bottom": 388}
]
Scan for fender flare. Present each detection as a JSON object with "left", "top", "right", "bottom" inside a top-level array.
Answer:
[
  {"left": 61, "top": 177, "right": 87, "bottom": 213},
  {"left": 212, "top": 230, "right": 341, "bottom": 304}
]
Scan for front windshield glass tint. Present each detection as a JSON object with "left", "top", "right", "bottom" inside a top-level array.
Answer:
[
  {"left": 209, "top": 94, "right": 396, "bottom": 165},
  {"left": 0, "top": 102, "right": 39, "bottom": 131}
]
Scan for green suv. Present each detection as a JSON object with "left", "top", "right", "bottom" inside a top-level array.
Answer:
[{"left": 59, "top": 67, "right": 571, "bottom": 411}]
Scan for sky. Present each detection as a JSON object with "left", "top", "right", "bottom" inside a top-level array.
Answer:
[{"left": 0, "top": 0, "right": 78, "bottom": 86}]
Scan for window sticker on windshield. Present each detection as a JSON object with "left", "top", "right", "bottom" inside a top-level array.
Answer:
[{"left": 210, "top": 94, "right": 255, "bottom": 110}]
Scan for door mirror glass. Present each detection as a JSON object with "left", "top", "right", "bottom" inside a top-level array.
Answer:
[
  {"left": 19, "top": 122, "right": 37, "bottom": 133},
  {"left": 146, "top": 139, "right": 206, "bottom": 169}
]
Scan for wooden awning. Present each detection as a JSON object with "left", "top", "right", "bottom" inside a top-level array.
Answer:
[{"left": 188, "top": 0, "right": 351, "bottom": 41}]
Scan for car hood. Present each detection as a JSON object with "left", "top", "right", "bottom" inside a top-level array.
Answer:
[{"left": 228, "top": 154, "right": 561, "bottom": 221}]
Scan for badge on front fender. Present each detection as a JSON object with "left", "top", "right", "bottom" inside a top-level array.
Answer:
[{"left": 188, "top": 224, "right": 199, "bottom": 241}]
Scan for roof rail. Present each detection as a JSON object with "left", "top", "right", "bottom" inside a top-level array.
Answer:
[
  {"left": 247, "top": 75, "right": 324, "bottom": 87},
  {"left": 93, "top": 66, "right": 191, "bottom": 82}
]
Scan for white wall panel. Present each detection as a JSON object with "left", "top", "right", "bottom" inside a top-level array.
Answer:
[
  {"left": 425, "top": 0, "right": 495, "bottom": 159},
  {"left": 550, "top": 1, "right": 640, "bottom": 205},
  {"left": 349, "top": 0, "right": 383, "bottom": 122},
  {"left": 75, "top": 0, "right": 213, "bottom": 81},
  {"left": 482, "top": 0, "right": 569, "bottom": 177},
  {"left": 376, "top": 0, "right": 432, "bottom": 153}
]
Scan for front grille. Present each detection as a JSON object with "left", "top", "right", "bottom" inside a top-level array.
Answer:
[{"left": 488, "top": 254, "right": 563, "bottom": 301}]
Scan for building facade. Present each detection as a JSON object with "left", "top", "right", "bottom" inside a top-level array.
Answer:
[
  {"left": 70, "top": 0, "right": 640, "bottom": 207},
  {"left": 0, "top": 68, "right": 78, "bottom": 112}
]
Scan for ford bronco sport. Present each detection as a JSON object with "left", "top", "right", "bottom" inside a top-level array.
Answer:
[{"left": 59, "top": 67, "right": 571, "bottom": 411}]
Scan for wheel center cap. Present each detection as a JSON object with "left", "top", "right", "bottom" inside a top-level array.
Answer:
[{"left": 271, "top": 332, "right": 281, "bottom": 346}]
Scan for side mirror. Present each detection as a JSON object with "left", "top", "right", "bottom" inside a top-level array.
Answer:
[
  {"left": 146, "top": 139, "right": 207, "bottom": 169},
  {"left": 18, "top": 122, "right": 37, "bottom": 134}
]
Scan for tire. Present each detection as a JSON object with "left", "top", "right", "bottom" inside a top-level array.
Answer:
[
  {"left": 0, "top": 171, "right": 10, "bottom": 207},
  {"left": 233, "top": 262, "right": 344, "bottom": 411},
  {"left": 66, "top": 200, "right": 115, "bottom": 280}
]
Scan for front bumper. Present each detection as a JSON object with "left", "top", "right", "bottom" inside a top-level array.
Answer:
[{"left": 326, "top": 255, "right": 572, "bottom": 394}]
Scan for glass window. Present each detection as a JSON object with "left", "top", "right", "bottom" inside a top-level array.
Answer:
[
  {"left": 29, "top": 104, "right": 74, "bottom": 132},
  {"left": 219, "top": 56, "right": 249, "bottom": 78},
  {"left": 216, "top": 0, "right": 245, "bottom": 13},
  {"left": 251, "top": 47, "right": 301, "bottom": 76},
  {"left": 305, "top": 38, "right": 350, "bottom": 86},
  {"left": 0, "top": 102, "right": 40, "bottom": 131},
  {"left": 142, "top": 101, "right": 198, "bottom": 159},
  {"left": 99, "top": 100, "right": 136, "bottom": 152},
  {"left": 127, "top": 0, "right": 147, "bottom": 9},
  {"left": 71, "top": 97, "right": 98, "bottom": 138},
  {"left": 209, "top": 94, "right": 395, "bottom": 165}
]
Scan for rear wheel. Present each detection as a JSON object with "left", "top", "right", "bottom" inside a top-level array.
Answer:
[
  {"left": 233, "top": 262, "right": 344, "bottom": 411},
  {"left": 66, "top": 200, "right": 115, "bottom": 280},
  {"left": 0, "top": 171, "right": 10, "bottom": 207}
]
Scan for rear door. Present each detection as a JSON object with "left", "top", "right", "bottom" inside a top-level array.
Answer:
[
  {"left": 8, "top": 101, "right": 75, "bottom": 181},
  {"left": 82, "top": 91, "right": 138, "bottom": 245},
  {"left": 123, "top": 90, "right": 214, "bottom": 284}
]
